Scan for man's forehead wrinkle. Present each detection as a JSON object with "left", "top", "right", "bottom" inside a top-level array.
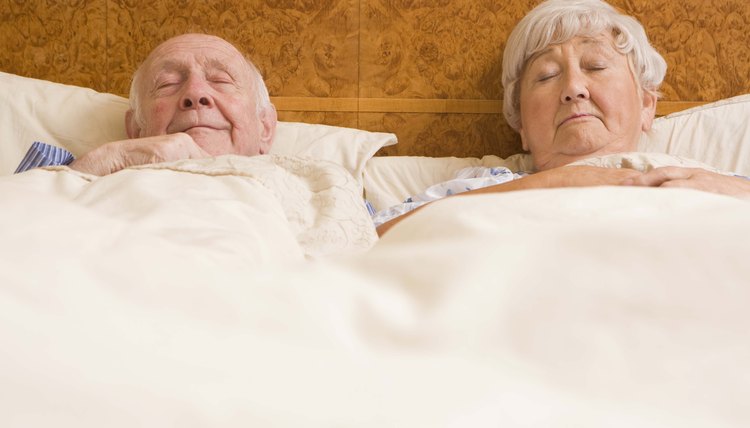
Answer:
[
  {"left": 150, "top": 57, "right": 231, "bottom": 74},
  {"left": 147, "top": 36, "right": 241, "bottom": 65},
  {"left": 152, "top": 59, "right": 184, "bottom": 73},
  {"left": 171, "top": 40, "right": 245, "bottom": 65}
]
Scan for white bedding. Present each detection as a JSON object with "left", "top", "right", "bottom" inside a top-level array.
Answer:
[
  {"left": 2, "top": 160, "right": 749, "bottom": 426},
  {"left": 0, "top": 154, "right": 377, "bottom": 263}
]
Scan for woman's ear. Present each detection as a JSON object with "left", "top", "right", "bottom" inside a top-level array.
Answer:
[
  {"left": 125, "top": 109, "right": 141, "bottom": 139},
  {"left": 640, "top": 91, "right": 658, "bottom": 132},
  {"left": 257, "top": 105, "right": 278, "bottom": 155},
  {"left": 519, "top": 125, "right": 529, "bottom": 152}
]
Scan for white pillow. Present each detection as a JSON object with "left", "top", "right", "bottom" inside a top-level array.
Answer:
[
  {"left": 0, "top": 71, "right": 396, "bottom": 182},
  {"left": 363, "top": 154, "right": 533, "bottom": 212},
  {"left": 270, "top": 122, "right": 396, "bottom": 186},
  {"left": 0, "top": 72, "right": 130, "bottom": 175},
  {"left": 639, "top": 94, "right": 750, "bottom": 176}
]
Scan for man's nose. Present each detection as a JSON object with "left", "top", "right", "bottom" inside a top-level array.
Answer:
[
  {"left": 182, "top": 96, "right": 210, "bottom": 108},
  {"left": 180, "top": 78, "right": 213, "bottom": 109},
  {"left": 560, "top": 69, "right": 590, "bottom": 103}
]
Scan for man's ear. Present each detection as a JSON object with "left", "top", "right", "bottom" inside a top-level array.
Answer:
[
  {"left": 640, "top": 90, "right": 658, "bottom": 132},
  {"left": 257, "top": 105, "right": 278, "bottom": 155},
  {"left": 125, "top": 109, "right": 141, "bottom": 139}
]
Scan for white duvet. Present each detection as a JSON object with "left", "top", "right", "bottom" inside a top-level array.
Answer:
[{"left": 1, "top": 155, "right": 749, "bottom": 427}]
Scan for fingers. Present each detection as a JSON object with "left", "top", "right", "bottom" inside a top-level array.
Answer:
[
  {"left": 170, "top": 132, "right": 210, "bottom": 158},
  {"left": 620, "top": 167, "right": 750, "bottom": 197},
  {"left": 621, "top": 167, "right": 694, "bottom": 187}
]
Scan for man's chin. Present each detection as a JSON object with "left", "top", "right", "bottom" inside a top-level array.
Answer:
[
  {"left": 184, "top": 126, "right": 217, "bottom": 137},
  {"left": 197, "top": 143, "right": 235, "bottom": 157},
  {"left": 186, "top": 130, "right": 234, "bottom": 156}
]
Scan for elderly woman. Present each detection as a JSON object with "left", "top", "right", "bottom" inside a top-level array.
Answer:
[{"left": 376, "top": 0, "right": 750, "bottom": 235}]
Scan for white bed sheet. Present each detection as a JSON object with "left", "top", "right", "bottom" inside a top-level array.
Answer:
[{"left": 1, "top": 167, "right": 749, "bottom": 426}]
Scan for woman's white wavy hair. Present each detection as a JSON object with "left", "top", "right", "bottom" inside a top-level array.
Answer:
[
  {"left": 128, "top": 54, "right": 273, "bottom": 129},
  {"left": 502, "top": 0, "right": 667, "bottom": 131}
]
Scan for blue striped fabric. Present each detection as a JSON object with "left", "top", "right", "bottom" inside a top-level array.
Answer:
[
  {"left": 364, "top": 199, "right": 377, "bottom": 217},
  {"left": 14, "top": 141, "right": 75, "bottom": 174}
]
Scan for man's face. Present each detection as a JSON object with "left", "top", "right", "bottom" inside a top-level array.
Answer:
[
  {"left": 130, "top": 34, "right": 275, "bottom": 156},
  {"left": 518, "top": 33, "right": 656, "bottom": 171}
]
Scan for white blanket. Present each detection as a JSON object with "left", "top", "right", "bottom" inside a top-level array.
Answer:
[
  {"left": 1, "top": 162, "right": 749, "bottom": 426},
  {"left": 0, "top": 154, "right": 377, "bottom": 265}
]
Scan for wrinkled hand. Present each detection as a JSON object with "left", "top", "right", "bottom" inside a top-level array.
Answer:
[
  {"left": 69, "top": 133, "right": 210, "bottom": 176},
  {"left": 531, "top": 165, "right": 644, "bottom": 187},
  {"left": 377, "top": 166, "right": 644, "bottom": 236},
  {"left": 622, "top": 167, "right": 750, "bottom": 198},
  {"left": 469, "top": 165, "right": 644, "bottom": 195}
]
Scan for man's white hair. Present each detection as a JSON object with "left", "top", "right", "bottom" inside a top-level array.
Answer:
[
  {"left": 502, "top": 0, "right": 667, "bottom": 131},
  {"left": 128, "top": 54, "right": 273, "bottom": 129}
]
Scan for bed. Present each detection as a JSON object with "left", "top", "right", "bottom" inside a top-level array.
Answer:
[{"left": 3, "top": 1, "right": 750, "bottom": 426}]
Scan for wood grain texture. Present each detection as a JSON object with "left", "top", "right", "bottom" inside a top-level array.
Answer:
[
  {"left": 360, "top": 112, "right": 522, "bottom": 158},
  {"left": 0, "top": 0, "right": 107, "bottom": 89},
  {"left": 272, "top": 97, "right": 704, "bottom": 116},
  {"left": 360, "top": 0, "right": 518, "bottom": 100},
  {"left": 278, "top": 112, "right": 359, "bottom": 129},
  {"left": 0, "top": 0, "right": 748, "bottom": 158},
  {"left": 106, "top": 0, "right": 359, "bottom": 97},
  {"left": 612, "top": 0, "right": 750, "bottom": 100}
]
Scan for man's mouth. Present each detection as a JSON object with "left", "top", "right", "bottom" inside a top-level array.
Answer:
[{"left": 183, "top": 125, "right": 217, "bottom": 133}]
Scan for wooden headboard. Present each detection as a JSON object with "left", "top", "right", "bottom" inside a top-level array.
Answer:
[{"left": 2, "top": 0, "right": 749, "bottom": 158}]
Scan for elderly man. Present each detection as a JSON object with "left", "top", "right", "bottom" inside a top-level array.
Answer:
[{"left": 16, "top": 33, "right": 277, "bottom": 176}]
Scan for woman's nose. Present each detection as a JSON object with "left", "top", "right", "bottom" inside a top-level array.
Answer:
[{"left": 560, "top": 69, "right": 590, "bottom": 103}]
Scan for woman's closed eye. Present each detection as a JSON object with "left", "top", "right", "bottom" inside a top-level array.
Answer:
[
  {"left": 538, "top": 72, "right": 559, "bottom": 82},
  {"left": 582, "top": 58, "right": 609, "bottom": 72},
  {"left": 586, "top": 64, "right": 607, "bottom": 72},
  {"left": 534, "top": 67, "right": 560, "bottom": 82}
]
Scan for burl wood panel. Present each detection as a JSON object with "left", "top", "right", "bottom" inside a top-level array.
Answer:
[
  {"left": 360, "top": 0, "right": 750, "bottom": 101},
  {"left": 356, "top": 0, "right": 527, "bottom": 157},
  {"left": 1, "top": 0, "right": 749, "bottom": 158},
  {"left": 106, "top": 0, "right": 359, "bottom": 97},
  {"left": 361, "top": 112, "right": 522, "bottom": 158},
  {"left": 0, "top": 1, "right": 108, "bottom": 89},
  {"left": 278, "top": 111, "right": 359, "bottom": 129},
  {"left": 358, "top": 0, "right": 527, "bottom": 157},
  {"left": 360, "top": 0, "right": 518, "bottom": 100},
  {"left": 614, "top": 0, "right": 750, "bottom": 100}
]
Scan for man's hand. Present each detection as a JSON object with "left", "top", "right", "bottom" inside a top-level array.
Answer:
[
  {"left": 69, "top": 133, "right": 210, "bottom": 176},
  {"left": 622, "top": 167, "right": 750, "bottom": 197}
]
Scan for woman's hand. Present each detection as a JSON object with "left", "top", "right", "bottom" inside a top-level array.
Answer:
[
  {"left": 377, "top": 166, "right": 644, "bottom": 236},
  {"left": 468, "top": 165, "right": 644, "bottom": 195},
  {"left": 622, "top": 167, "right": 750, "bottom": 197}
]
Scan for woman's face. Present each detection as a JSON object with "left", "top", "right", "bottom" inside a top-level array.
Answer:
[{"left": 518, "top": 33, "right": 656, "bottom": 171}]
